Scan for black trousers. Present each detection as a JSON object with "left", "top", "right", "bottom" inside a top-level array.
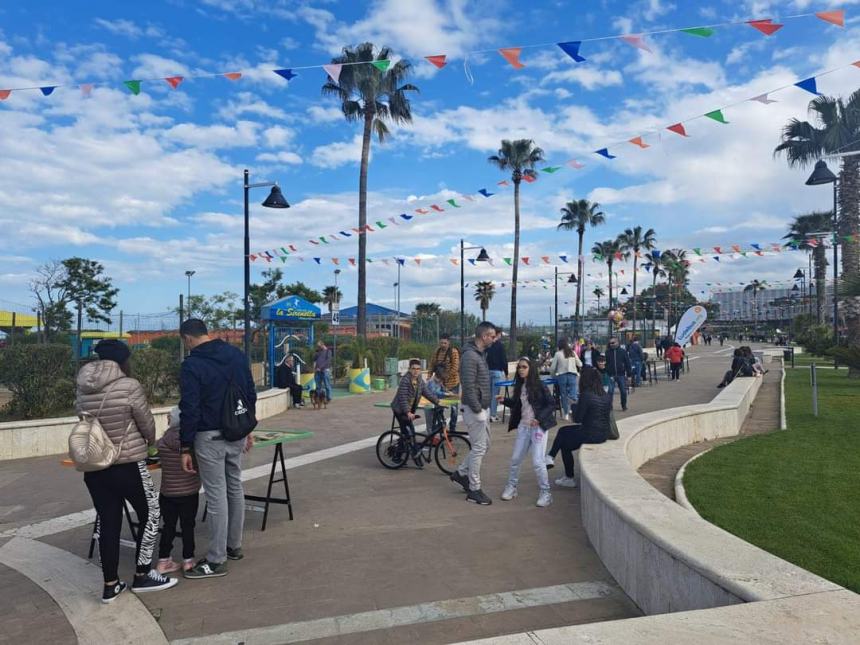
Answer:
[
  {"left": 670, "top": 363, "right": 682, "bottom": 380},
  {"left": 548, "top": 426, "right": 605, "bottom": 477},
  {"left": 287, "top": 384, "right": 303, "bottom": 406},
  {"left": 158, "top": 493, "right": 199, "bottom": 560},
  {"left": 84, "top": 461, "right": 159, "bottom": 582},
  {"left": 394, "top": 411, "right": 420, "bottom": 454}
]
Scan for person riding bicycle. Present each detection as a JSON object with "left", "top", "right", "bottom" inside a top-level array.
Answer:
[
  {"left": 426, "top": 365, "right": 457, "bottom": 430},
  {"left": 390, "top": 359, "right": 440, "bottom": 468}
]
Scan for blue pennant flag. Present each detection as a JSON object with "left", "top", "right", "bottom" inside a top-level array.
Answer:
[
  {"left": 795, "top": 77, "right": 819, "bottom": 95},
  {"left": 339, "top": 230, "right": 352, "bottom": 237},
  {"left": 396, "top": 258, "right": 405, "bottom": 265},
  {"left": 468, "top": 259, "right": 476, "bottom": 266},
  {"left": 750, "top": 243, "right": 761, "bottom": 250},
  {"left": 313, "top": 257, "right": 321, "bottom": 264},
  {"left": 713, "top": 256, "right": 720, "bottom": 262},
  {"left": 478, "top": 188, "right": 494, "bottom": 197},
  {"left": 559, "top": 255, "right": 568, "bottom": 263},
  {"left": 274, "top": 68, "right": 297, "bottom": 81},
  {"left": 40, "top": 86, "right": 56, "bottom": 96},
  {"left": 400, "top": 213, "right": 413, "bottom": 220},
  {"left": 557, "top": 41, "right": 586, "bottom": 62},
  {"left": 651, "top": 250, "right": 661, "bottom": 259},
  {"left": 595, "top": 148, "right": 616, "bottom": 160}
]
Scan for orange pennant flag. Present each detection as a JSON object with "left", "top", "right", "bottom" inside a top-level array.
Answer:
[
  {"left": 414, "top": 258, "right": 422, "bottom": 265},
  {"left": 425, "top": 55, "right": 447, "bottom": 69},
  {"left": 223, "top": 72, "right": 242, "bottom": 81},
  {"left": 450, "top": 259, "right": 459, "bottom": 266},
  {"left": 541, "top": 256, "right": 550, "bottom": 264},
  {"left": 0, "top": 89, "right": 10, "bottom": 100},
  {"left": 522, "top": 257, "right": 530, "bottom": 265},
  {"left": 498, "top": 47, "right": 525, "bottom": 69},
  {"left": 165, "top": 76, "right": 184, "bottom": 89},
  {"left": 667, "top": 123, "right": 689, "bottom": 137},
  {"left": 816, "top": 10, "right": 844, "bottom": 27},
  {"left": 629, "top": 136, "right": 649, "bottom": 148}
]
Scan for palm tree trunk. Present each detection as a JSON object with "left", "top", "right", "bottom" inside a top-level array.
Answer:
[
  {"left": 607, "top": 262, "right": 613, "bottom": 338},
  {"left": 839, "top": 156, "right": 860, "bottom": 347},
  {"left": 814, "top": 246, "right": 826, "bottom": 324},
  {"left": 509, "top": 179, "right": 521, "bottom": 355},
  {"left": 667, "top": 281, "right": 674, "bottom": 336},
  {"left": 357, "top": 112, "right": 373, "bottom": 339},
  {"left": 481, "top": 305, "right": 487, "bottom": 321},
  {"left": 651, "top": 271, "right": 658, "bottom": 344},
  {"left": 632, "top": 252, "right": 639, "bottom": 337},
  {"left": 574, "top": 231, "right": 584, "bottom": 334}
]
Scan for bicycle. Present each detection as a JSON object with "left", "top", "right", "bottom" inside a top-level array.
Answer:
[{"left": 376, "top": 406, "right": 471, "bottom": 474}]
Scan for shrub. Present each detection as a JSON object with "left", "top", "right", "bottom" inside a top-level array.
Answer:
[
  {"left": 0, "top": 344, "right": 75, "bottom": 418},
  {"left": 131, "top": 348, "right": 179, "bottom": 403},
  {"left": 798, "top": 324, "right": 833, "bottom": 357},
  {"left": 828, "top": 345, "right": 860, "bottom": 372},
  {"left": 150, "top": 335, "right": 181, "bottom": 356}
]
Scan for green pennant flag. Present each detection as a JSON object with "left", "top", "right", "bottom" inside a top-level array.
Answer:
[
  {"left": 124, "top": 80, "right": 141, "bottom": 95},
  {"left": 320, "top": 236, "right": 329, "bottom": 244},
  {"left": 740, "top": 251, "right": 747, "bottom": 257},
  {"left": 280, "top": 247, "right": 290, "bottom": 255},
  {"left": 279, "top": 256, "right": 287, "bottom": 263},
  {"left": 372, "top": 60, "right": 391, "bottom": 72},
  {"left": 681, "top": 27, "right": 714, "bottom": 37},
  {"left": 705, "top": 109, "right": 729, "bottom": 124},
  {"left": 503, "top": 258, "right": 512, "bottom": 265},
  {"left": 693, "top": 248, "right": 702, "bottom": 255},
  {"left": 446, "top": 199, "right": 461, "bottom": 208},
  {"left": 541, "top": 166, "right": 562, "bottom": 173},
  {"left": 376, "top": 220, "right": 387, "bottom": 229},
  {"left": 367, "top": 258, "right": 373, "bottom": 263}
]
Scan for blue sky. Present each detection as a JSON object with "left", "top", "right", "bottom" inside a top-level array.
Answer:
[{"left": 1, "top": 0, "right": 858, "bottom": 327}]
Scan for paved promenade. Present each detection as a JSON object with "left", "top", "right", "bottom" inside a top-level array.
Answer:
[{"left": 0, "top": 343, "right": 739, "bottom": 644}]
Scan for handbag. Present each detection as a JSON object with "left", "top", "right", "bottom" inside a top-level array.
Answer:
[
  {"left": 607, "top": 410, "right": 620, "bottom": 440},
  {"left": 68, "top": 381, "right": 134, "bottom": 472}
]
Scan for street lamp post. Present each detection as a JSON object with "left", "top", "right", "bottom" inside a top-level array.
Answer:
[
  {"left": 805, "top": 160, "right": 839, "bottom": 344},
  {"left": 185, "top": 270, "right": 195, "bottom": 319},
  {"left": 392, "top": 282, "right": 399, "bottom": 338},
  {"left": 333, "top": 268, "right": 341, "bottom": 373},
  {"left": 243, "top": 168, "right": 289, "bottom": 361},
  {"left": 554, "top": 266, "right": 578, "bottom": 346},
  {"left": 460, "top": 239, "right": 489, "bottom": 345}
]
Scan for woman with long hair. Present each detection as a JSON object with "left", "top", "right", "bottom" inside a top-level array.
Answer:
[
  {"left": 550, "top": 338, "right": 582, "bottom": 420},
  {"left": 498, "top": 357, "right": 557, "bottom": 507}
]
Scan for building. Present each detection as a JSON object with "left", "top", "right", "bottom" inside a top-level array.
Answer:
[
  {"left": 711, "top": 284, "right": 834, "bottom": 322},
  {"left": 322, "top": 303, "right": 411, "bottom": 339}
]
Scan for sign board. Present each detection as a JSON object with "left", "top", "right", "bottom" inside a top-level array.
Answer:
[
  {"left": 331, "top": 311, "right": 340, "bottom": 326},
  {"left": 260, "top": 296, "right": 321, "bottom": 322},
  {"left": 674, "top": 305, "right": 708, "bottom": 346}
]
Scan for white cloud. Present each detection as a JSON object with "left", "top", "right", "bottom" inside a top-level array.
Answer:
[
  {"left": 162, "top": 121, "right": 260, "bottom": 149},
  {"left": 262, "top": 125, "right": 295, "bottom": 147},
  {"left": 256, "top": 151, "right": 303, "bottom": 164},
  {"left": 307, "top": 105, "right": 344, "bottom": 124},
  {"left": 94, "top": 18, "right": 142, "bottom": 38},
  {"left": 310, "top": 135, "right": 365, "bottom": 168},
  {"left": 217, "top": 92, "right": 289, "bottom": 121},
  {"left": 542, "top": 66, "right": 624, "bottom": 90}
]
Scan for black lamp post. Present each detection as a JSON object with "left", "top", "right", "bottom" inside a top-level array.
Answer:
[
  {"left": 805, "top": 159, "right": 839, "bottom": 344},
  {"left": 793, "top": 268, "right": 806, "bottom": 317},
  {"left": 184, "top": 270, "right": 195, "bottom": 319},
  {"left": 460, "top": 240, "right": 489, "bottom": 344},
  {"left": 244, "top": 168, "right": 289, "bottom": 361},
  {"left": 553, "top": 267, "right": 577, "bottom": 346}
]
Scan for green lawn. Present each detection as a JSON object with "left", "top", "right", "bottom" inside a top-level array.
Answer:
[
  {"left": 684, "top": 369, "right": 860, "bottom": 593},
  {"left": 789, "top": 353, "right": 836, "bottom": 368}
]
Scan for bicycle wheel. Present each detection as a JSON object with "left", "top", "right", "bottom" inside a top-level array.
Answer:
[
  {"left": 413, "top": 432, "right": 432, "bottom": 462},
  {"left": 376, "top": 430, "right": 409, "bottom": 469},
  {"left": 434, "top": 433, "right": 471, "bottom": 475}
]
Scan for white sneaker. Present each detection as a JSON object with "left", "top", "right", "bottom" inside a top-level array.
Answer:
[
  {"left": 536, "top": 491, "right": 553, "bottom": 507},
  {"left": 489, "top": 415, "right": 500, "bottom": 423},
  {"left": 563, "top": 413, "right": 570, "bottom": 421},
  {"left": 554, "top": 476, "right": 578, "bottom": 488},
  {"left": 501, "top": 484, "right": 518, "bottom": 501},
  {"left": 544, "top": 455, "right": 555, "bottom": 469}
]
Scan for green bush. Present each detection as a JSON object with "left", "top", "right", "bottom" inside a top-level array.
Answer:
[
  {"left": 0, "top": 344, "right": 75, "bottom": 418},
  {"left": 828, "top": 345, "right": 860, "bottom": 371},
  {"left": 150, "top": 335, "right": 181, "bottom": 356},
  {"left": 516, "top": 333, "right": 543, "bottom": 360},
  {"left": 798, "top": 324, "right": 833, "bottom": 356},
  {"left": 131, "top": 348, "right": 179, "bottom": 403}
]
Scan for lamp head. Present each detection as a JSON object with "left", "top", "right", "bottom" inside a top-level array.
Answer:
[
  {"left": 621, "top": 288, "right": 629, "bottom": 295},
  {"left": 475, "top": 248, "right": 490, "bottom": 262},
  {"left": 805, "top": 160, "right": 837, "bottom": 186},
  {"left": 793, "top": 269, "right": 804, "bottom": 279},
  {"left": 567, "top": 274, "right": 578, "bottom": 283},
  {"left": 261, "top": 185, "right": 290, "bottom": 208}
]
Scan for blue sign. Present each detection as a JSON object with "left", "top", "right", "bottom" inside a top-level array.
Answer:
[{"left": 261, "top": 296, "right": 321, "bottom": 322}]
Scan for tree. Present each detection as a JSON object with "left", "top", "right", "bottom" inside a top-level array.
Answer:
[
  {"left": 283, "top": 281, "right": 323, "bottom": 303},
  {"left": 488, "top": 139, "right": 546, "bottom": 354},
  {"left": 592, "top": 239, "right": 624, "bottom": 318},
  {"left": 618, "top": 226, "right": 657, "bottom": 338},
  {"left": 784, "top": 212, "right": 831, "bottom": 323},
  {"left": 249, "top": 268, "right": 289, "bottom": 321},
  {"left": 474, "top": 281, "right": 495, "bottom": 321},
  {"left": 414, "top": 302, "right": 441, "bottom": 316},
  {"left": 644, "top": 252, "right": 668, "bottom": 339},
  {"left": 593, "top": 287, "right": 605, "bottom": 314},
  {"left": 661, "top": 249, "right": 689, "bottom": 333},
  {"left": 322, "top": 43, "right": 419, "bottom": 339},
  {"left": 557, "top": 199, "right": 605, "bottom": 334},
  {"left": 172, "top": 291, "right": 240, "bottom": 329},
  {"left": 744, "top": 279, "right": 770, "bottom": 323},
  {"left": 322, "top": 285, "right": 343, "bottom": 314},
  {"left": 411, "top": 302, "right": 443, "bottom": 344}
]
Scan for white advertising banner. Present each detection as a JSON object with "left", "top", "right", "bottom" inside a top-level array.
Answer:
[{"left": 674, "top": 305, "right": 708, "bottom": 346}]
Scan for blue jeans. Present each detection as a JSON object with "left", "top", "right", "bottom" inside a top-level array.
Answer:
[
  {"left": 607, "top": 375, "right": 628, "bottom": 409},
  {"left": 314, "top": 369, "right": 332, "bottom": 401},
  {"left": 489, "top": 370, "right": 505, "bottom": 417},
  {"left": 630, "top": 360, "right": 642, "bottom": 387},
  {"left": 556, "top": 372, "right": 578, "bottom": 416}
]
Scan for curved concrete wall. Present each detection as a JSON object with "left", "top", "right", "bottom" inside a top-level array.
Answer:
[
  {"left": 579, "top": 375, "right": 841, "bottom": 616},
  {"left": 0, "top": 387, "right": 289, "bottom": 461}
]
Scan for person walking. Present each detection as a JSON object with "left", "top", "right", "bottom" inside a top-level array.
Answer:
[
  {"left": 627, "top": 336, "right": 644, "bottom": 388},
  {"left": 499, "top": 357, "right": 556, "bottom": 507},
  {"left": 275, "top": 355, "right": 304, "bottom": 408},
  {"left": 666, "top": 342, "right": 685, "bottom": 381},
  {"left": 75, "top": 339, "right": 178, "bottom": 603},
  {"left": 604, "top": 337, "right": 632, "bottom": 411},
  {"left": 179, "top": 319, "right": 256, "bottom": 579},
  {"left": 430, "top": 334, "right": 461, "bottom": 431},
  {"left": 449, "top": 321, "right": 496, "bottom": 505},
  {"left": 486, "top": 326, "right": 509, "bottom": 423},
  {"left": 390, "top": 359, "right": 440, "bottom": 468},
  {"left": 312, "top": 341, "right": 333, "bottom": 403},
  {"left": 550, "top": 339, "right": 582, "bottom": 420},
  {"left": 579, "top": 339, "right": 602, "bottom": 368}
]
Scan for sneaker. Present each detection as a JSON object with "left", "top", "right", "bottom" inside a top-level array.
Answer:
[
  {"left": 554, "top": 476, "right": 578, "bottom": 488},
  {"left": 156, "top": 558, "right": 180, "bottom": 574},
  {"left": 184, "top": 559, "right": 228, "bottom": 579},
  {"left": 102, "top": 581, "right": 127, "bottom": 604},
  {"left": 131, "top": 569, "right": 179, "bottom": 593},
  {"left": 489, "top": 415, "right": 500, "bottom": 423},
  {"left": 466, "top": 489, "right": 493, "bottom": 505},
  {"left": 182, "top": 558, "right": 195, "bottom": 571},
  {"left": 412, "top": 452, "right": 424, "bottom": 469},
  {"left": 563, "top": 413, "right": 570, "bottom": 421},
  {"left": 500, "top": 484, "right": 518, "bottom": 501},
  {"left": 536, "top": 491, "right": 553, "bottom": 507},
  {"left": 226, "top": 547, "right": 244, "bottom": 561},
  {"left": 449, "top": 470, "right": 469, "bottom": 492},
  {"left": 544, "top": 455, "right": 555, "bottom": 470}
]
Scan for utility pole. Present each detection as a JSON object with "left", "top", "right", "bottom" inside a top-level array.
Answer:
[
  {"left": 179, "top": 294, "right": 184, "bottom": 364},
  {"left": 75, "top": 301, "right": 83, "bottom": 373},
  {"left": 119, "top": 310, "right": 124, "bottom": 336}
]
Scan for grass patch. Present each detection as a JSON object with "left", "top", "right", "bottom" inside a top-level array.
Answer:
[
  {"left": 789, "top": 353, "right": 836, "bottom": 368},
  {"left": 684, "top": 369, "right": 860, "bottom": 592}
]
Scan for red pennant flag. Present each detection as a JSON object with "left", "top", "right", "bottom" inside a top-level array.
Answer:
[
  {"left": 332, "top": 258, "right": 340, "bottom": 265},
  {"left": 816, "top": 10, "right": 844, "bottom": 27},
  {"left": 629, "top": 136, "right": 649, "bottom": 148},
  {"left": 309, "top": 239, "right": 320, "bottom": 245},
  {"left": 223, "top": 72, "right": 242, "bottom": 81},
  {"left": 541, "top": 256, "right": 550, "bottom": 264},
  {"left": 249, "top": 254, "right": 257, "bottom": 262},
  {"left": 667, "top": 123, "right": 689, "bottom": 137},
  {"left": 714, "top": 246, "right": 722, "bottom": 254},
  {"left": 731, "top": 245, "right": 741, "bottom": 253},
  {"left": 165, "top": 76, "right": 184, "bottom": 89},
  {"left": 853, "top": 61, "right": 860, "bottom": 69},
  {"left": 352, "top": 227, "right": 361, "bottom": 233},
  {"left": 498, "top": 47, "right": 525, "bottom": 69},
  {"left": 755, "top": 251, "right": 764, "bottom": 256},
  {"left": 414, "top": 258, "right": 422, "bottom": 265},
  {"left": 450, "top": 259, "right": 459, "bottom": 266},
  {"left": 747, "top": 19, "right": 783, "bottom": 36},
  {"left": 522, "top": 257, "right": 530, "bottom": 265},
  {"left": 348, "top": 258, "right": 356, "bottom": 266},
  {"left": 567, "top": 159, "right": 585, "bottom": 169},
  {"left": 522, "top": 174, "right": 537, "bottom": 183},
  {"left": 415, "top": 208, "right": 429, "bottom": 214},
  {"left": 430, "top": 204, "right": 445, "bottom": 212},
  {"left": 425, "top": 55, "right": 447, "bottom": 69},
  {"left": 614, "top": 252, "right": 623, "bottom": 260},
  {"left": 365, "top": 225, "right": 375, "bottom": 232},
  {"left": 620, "top": 34, "right": 651, "bottom": 52},
  {"left": 289, "top": 245, "right": 297, "bottom": 252},
  {"left": 0, "top": 89, "right": 10, "bottom": 100},
  {"left": 498, "top": 180, "right": 510, "bottom": 186}
]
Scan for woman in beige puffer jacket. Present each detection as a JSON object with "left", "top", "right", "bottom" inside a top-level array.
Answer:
[{"left": 75, "top": 339, "right": 178, "bottom": 603}]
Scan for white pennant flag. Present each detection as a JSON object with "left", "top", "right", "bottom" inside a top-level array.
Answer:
[
  {"left": 323, "top": 64, "right": 343, "bottom": 84},
  {"left": 751, "top": 93, "right": 777, "bottom": 104}
]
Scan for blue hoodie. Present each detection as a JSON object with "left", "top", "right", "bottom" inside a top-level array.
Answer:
[{"left": 179, "top": 339, "right": 257, "bottom": 448}]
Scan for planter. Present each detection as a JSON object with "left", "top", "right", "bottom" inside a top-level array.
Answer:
[
  {"left": 348, "top": 367, "right": 371, "bottom": 394},
  {"left": 372, "top": 377, "right": 387, "bottom": 391},
  {"left": 300, "top": 373, "right": 316, "bottom": 391}
]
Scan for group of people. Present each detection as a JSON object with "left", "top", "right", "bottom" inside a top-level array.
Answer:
[
  {"left": 716, "top": 346, "right": 767, "bottom": 388},
  {"left": 274, "top": 341, "right": 333, "bottom": 408},
  {"left": 76, "top": 319, "right": 257, "bottom": 603}
]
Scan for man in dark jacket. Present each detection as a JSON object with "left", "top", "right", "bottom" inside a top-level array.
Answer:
[
  {"left": 179, "top": 319, "right": 256, "bottom": 579},
  {"left": 275, "top": 355, "right": 304, "bottom": 408},
  {"left": 604, "top": 336, "right": 632, "bottom": 411},
  {"left": 313, "top": 341, "right": 332, "bottom": 402},
  {"left": 627, "top": 336, "right": 644, "bottom": 387},
  {"left": 485, "top": 326, "right": 509, "bottom": 422}
]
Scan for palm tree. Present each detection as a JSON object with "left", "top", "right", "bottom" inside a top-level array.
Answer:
[
  {"left": 646, "top": 252, "right": 668, "bottom": 342},
  {"left": 322, "top": 43, "right": 419, "bottom": 338},
  {"left": 744, "top": 279, "right": 770, "bottom": 323},
  {"left": 592, "top": 239, "right": 625, "bottom": 336},
  {"left": 784, "top": 212, "right": 832, "bottom": 323},
  {"left": 618, "top": 226, "right": 657, "bottom": 338},
  {"left": 593, "top": 287, "right": 605, "bottom": 314},
  {"left": 557, "top": 199, "right": 605, "bottom": 335},
  {"left": 474, "top": 281, "right": 495, "bottom": 321},
  {"left": 488, "top": 139, "right": 546, "bottom": 354},
  {"left": 414, "top": 302, "right": 441, "bottom": 316},
  {"left": 322, "top": 285, "right": 342, "bottom": 314},
  {"left": 661, "top": 249, "right": 689, "bottom": 333}
]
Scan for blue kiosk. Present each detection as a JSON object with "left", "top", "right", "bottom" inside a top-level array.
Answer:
[{"left": 261, "top": 296, "right": 321, "bottom": 388}]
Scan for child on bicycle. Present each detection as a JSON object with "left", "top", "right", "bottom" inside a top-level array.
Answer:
[
  {"left": 390, "top": 359, "right": 440, "bottom": 468},
  {"left": 426, "top": 365, "right": 458, "bottom": 432}
]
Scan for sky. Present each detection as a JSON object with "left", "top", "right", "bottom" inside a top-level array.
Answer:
[{"left": 1, "top": 0, "right": 859, "bottom": 328}]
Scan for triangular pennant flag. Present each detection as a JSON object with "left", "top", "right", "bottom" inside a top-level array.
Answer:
[
  {"left": 450, "top": 259, "right": 459, "bottom": 266},
  {"left": 522, "top": 174, "right": 537, "bottom": 183},
  {"left": 365, "top": 225, "right": 375, "bottom": 232},
  {"left": 541, "top": 256, "right": 550, "bottom": 264},
  {"left": 499, "top": 47, "right": 525, "bottom": 69},
  {"left": 557, "top": 41, "right": 586, "bottom": 62},
  {"left": 280, "top": 247, "right": 290, "bottom": 255},
  {"left": 620, "top": 35, "right": 651, "bottom": 52},
  {"left": 123, "top": 80, "right": 141, "bottom": 95},
  {"left": 249, "top": 254, "right": 257, "bottom": 262},
  {"left": 714, "top": 246, "right": 722, "bottom": 254},
  {"left": 478, "top": 188, "right": 494, "bottom": 197},
  {"left": 0, "top": 89, "right": 10, "bottom": 100},
  {"left": 559, "top": 255, "right": 568, "bottom": 263},
  {"left": 349, "top": 258, "right": 356, "bottom": 266},
  {"left": 629, "top": 136, "right": 649, "bottom": 148},
  {"left": 462, "top": 195, "right": 475, "bottom": 201},
  {"left": 595, "top": 148, "right": 616, "bottom": 159},
  {"left": 667, "top": 123, "right": 689, "bottom": 137},
  {"left": 165, "top": 76, "right": 184, "bottom": 89},
  {"left": 751, "top": 93, "right": 777, "bottom": 104},
  {"left": 747, "top": 19, "right": 783, "bottom": 36},
  {"left": 332, "top": 258, "right": 340, "bottom": 265},
  {"left": 279, "top": 256, "right": 287, "bottom": 263},
  {"left": 413, "top": 208, "right": 428, "bottom": 214},
  {"left": 680, "top": 27, "right": 714, "bottom": 37},
  {"left": 430, "top": 204, "right": 445, "bottom": 212},
  {"left": 693, "top": 248, "right": 702, "bottom": 256},
  {"left": 446, "top": 199, "right": 461, "bottom": 207},
  {"left": 309, "top": 239, "right": 320, "bottom": 245},
  {"left": 425, "top": 55, "right": 447, "bottom": 69},
  {"left": 754, "top": 251, "right": 764, "bottom": 256},
  {"left": 313, "top": 258, "right": 321, "bottom": 264},
  {"left": 498, "top": 180, "right": 510, "bottom": 186},
  {"left": 371, "top": 59, "right": 391, "bottom": 72},
  {"left": 816, "top": 10, "right": 844, "bottom": 27},
  {"left": 400, "top": 214, "right": 413, "bottom": 220},
  {"left": 224, "top": 72, "right": 242, "bottom": 81},
  {"left": 339, "top": 230, "right": 351, "bottom": 237},
  {"left": 274, "top": 68, "right": 297, "bottom": 81},
  {"left": 705, "top": 109, "right": 728, "bottom": 124},
  {"left": 414, "top": 258, "right": 422, "bottom": 265},
  {"left": 79, "top": 84, "right": 93, "bottom": 97},
  {"left": 750, "top": 243, "right": 762, "bottom": 250},
  {"left": 522, "top": 257, "right": 530, "bottom": 265},
  {"left": 732, "top": 245, "right": 741, "bottom": 253},
  {"left": 503, "top": 258, "right": 512, "bottom": 265},
  {"left": 396, "top": 258, "right": 405, "bottom": 266},
  {"left": 795, "top": 77, "right": 819, "bottom": 95},
  {"left": 40, "top": 86, "right": 56, "bottom": 96},
  {"left": 264, "top": 252, "right": 274, "bottom": 261},
  {"left": 853, "top": 61, "right": 860, "bottom": 69},
  {"left": 388, "top": 216, "right": 399, "bottom": 225},
  {"left": 320, "top": 236, "right": 330, "bottom": 243},
  {"left": 375, "top": 220, "right": 387, "bottom": 229},
  {"left": 567, "top": 159, "right": 585, "bottom": 169},
  {"left": 541, "top": 166, "right": 561, "bottom": 173},
  {"left": 323, "top": 64, "right": 342, "bottom": 83},
  {"left": 288, "top": 245, "right": 298, "bottom": 252}
]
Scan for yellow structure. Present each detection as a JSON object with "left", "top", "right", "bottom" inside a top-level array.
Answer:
[{"left": 0, "top": 311, "right": 38, "bottom": 328}]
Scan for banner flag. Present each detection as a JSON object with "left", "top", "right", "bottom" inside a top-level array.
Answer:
[
  {"left": 249, "top": 254, "right": 257, "bottom": 262},
  {"left": 446, "top": 199, "right": 461, "bottom": 207},
  {"left": 522, "top": 257, "right": 530, "bottom": 265},
  {"left": 714, "top": 246, "right": 722, "bottom": 254},
  {"left": 731, "top": 244, "right": 741, "bottom": 252},
  {"left": 478, "top": 188, "right": 494, "bottom": 197},
  {"left": 425, "top": 55, "right": 447, "bottom": 69},
  {"left": 289, "top": 245, "right": 298, "bottom": 252},
  {"left": 667, "top": 123, "right": 689, "bottom": 137},
  {"left": 274, "top": 69, "right": 297, "bottom": 81},
  {"left": 629, "top": 136, "right": 649, "bottom": 148},
  {"left": 462, "top": 194, "right": 475, "bottom": 201},
  {"left": 0, "top": 89, "right": 10, "bottom": 100},
  {"left": 714, "top": 256, "right": 720, "bottom": 262},
  {"left": 681, "top": 27, "right": 714, "bottom": 37},
  {"left": 311, "top": 257, "right": 320, "bottom": 264},
  {"left": 522, "top": 174, "right": 537, "bottom": 183},
  {"left": 468, "top": 259, "right": 476, "bottom": 266},
  {"left": 816, "top": 10, "right": 845, "bottom": 27},
  {"left": 400, "top": 214, "right": 413, "bottom": 220},
  {"left": 795, "top": 77, "right": 819, "bottom": 95},
  {"left": 388, "top": 216, "right": 399, "bottom": 225},
  {"left": 450, "top": 259, "right": 458, "bottom": 266},
  {"left": 705, "top": 109, "right": 728, "bottom": 123},
  {"left": 503, "top": 258, "right": 512, "bottom": 265},
  {"left": 280, "top": 247, "right": 290, "bottom": 255},
  {"left": 415, "top": 208, "right": 429, "bottom": 214},
  {"left": 123, "top": 80, "right": 141, "bottom": 95},
  {"left": 557, "top": 41, "right": 586, "bottom": 62},
  {"left": 693, "top": 248, "right": 702, "bottom": 255},
  {"left": 165, "top": 76, "right": 184, "bottom": 89},
  {"left": 349, "top": 258, "right": 356, "bottom": 266},
  {"left": 747, "top": 19, "right": 783, "bottom": 35},
  {"left": 414, "top": 258, "right": 422, "bottom": 265},
  {"left": 542, "top": 166, "right": 562, "bottom": 173},
  {"left": 372, "top": 60, "right": 391, "bottom": 72},
  {"left": 309, "top": 239, "right": 320, "bottom": 245},
  {"left": 430, "top": 204, "right": 445, "bottom": 212},
  {"left": 279, "top": 256, "right": 287, "bottom": 263},
  {"left": 541, "top": 256, "right": 550, "bottom": 263},
  {"left": 224, "top": 72, "right": 242, "bottom": 80},
  {"left": 323, "top": 64, "right": 342, "bottom": 83},
  {"left": 674, "top": 305, "right": 708, "bottom": 345},
  {"left": 332, "top": 258, "right": 340, "bottom": 265},
  {"left": 751, "top": 243, "right": 762, "bottom": 250},
  {"left": 499, "top": 47, "right": 526, "bottom": 69},
  {"left": 339, "top": 230, "right": 351, "bottom": 237},
  {"left": 396, "top": 258, "right": 405, "bottom": 265},
  {"left": 620, "top": 34, "right": 651, "bottom": 52},
  {"left": 498, "top": 180, "right": 510, "bottom": 186},
  {"left": 320, "top": 236, "right": 330, "bottom": 243},
  {"left": 750, "top": 93, "right": 777, "bottom": 104},
  {"left": 567, "top": 159, "right": 585, "bottom": 168},
  {"left": 559, "top": 255, "right": 568, "bottom": 263},
  {"left": 365, "top": 224, "right": 375, "bottom": 232},
  {"left": 375, "top": 221, "right": 387, "bottom": 228},
  {"left": 595, "top": 148, "right": 616, "bottom": 159}
]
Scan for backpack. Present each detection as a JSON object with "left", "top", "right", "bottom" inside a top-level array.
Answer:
[
  {"left": 69, "top": 381, "right": 134, "bottom": 472},
  {"left": 207, "top": 358, "right": 257, "bottom": 441}
]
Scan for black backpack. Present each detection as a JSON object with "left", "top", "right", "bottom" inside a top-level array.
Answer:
[{"left": 207, "top": 358, "right": 257, "bottom": 441}]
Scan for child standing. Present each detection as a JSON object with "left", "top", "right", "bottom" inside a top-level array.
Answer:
[
  {"left": 156, "top": 407, "right": 200, "bottom": 574},
  {"left": 666, "top": 343, "right": 685, "bottom": 381}
]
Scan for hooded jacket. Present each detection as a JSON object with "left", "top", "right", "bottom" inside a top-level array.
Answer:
[
  {"left": 179, "top": 339, "right": 256, "bottom": 448},
  {"left": 459, "top": 340, "right": 490, "bottom": 414},
  {"left": 604, "top": 346, "right": 632, "bottom": 378},
  {"left": 75, "top": 360, "right": 155, "bottom": 464},
  {"left": 157, "top": 422, "right": 200, "bottom": 497},
  {"left": 504, "top": 382, "right": 557, "bottom": 432}
]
